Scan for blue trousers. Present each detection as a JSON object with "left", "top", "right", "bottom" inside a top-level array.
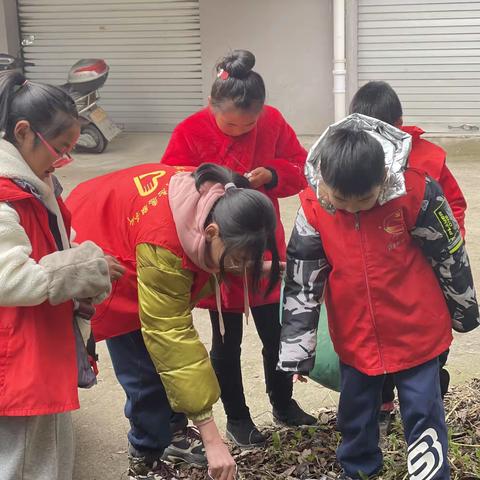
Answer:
[
  {"left": 106, "top": 329, "right": 187, "bottom": 455},
  {"left": 337, "top": 357, "right": 450, "bottom": 479}
]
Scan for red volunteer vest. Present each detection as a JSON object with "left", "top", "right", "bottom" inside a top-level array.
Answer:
[
  {"left": 66, "top": 164, "right": 211, "bottom": 341},
  {"left": 300, "top": 170, "right": 452, "bottom": 375},
  {"left": 402, "top": 126, "right": 445, "bottom": 181},
  {"left": 0, "top": 179, "right": 78, "bottom": 416}
]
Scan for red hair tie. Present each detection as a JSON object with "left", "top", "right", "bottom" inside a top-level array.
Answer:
[{"left": 217, "top": 68, "right": 229, "bottom": 80}]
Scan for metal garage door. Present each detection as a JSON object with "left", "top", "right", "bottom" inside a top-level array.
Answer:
[
  {"left": 357, "top": 0, "right": 480, "bottom": 134},
  {"left": 18, "top": 0, "right": 203, "bottom": 132}
]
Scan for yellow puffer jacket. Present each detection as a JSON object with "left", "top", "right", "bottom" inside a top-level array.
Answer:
[{"left": 136, "top": 243, "right": 220, "bottom": 423}]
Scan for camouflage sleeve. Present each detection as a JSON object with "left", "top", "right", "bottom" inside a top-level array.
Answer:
[
  {"left": 411, "top": 177, "right": 479, "bottom": 333},
  {"left": 277, "top": 207, "right": 331, "bottom": 373}
]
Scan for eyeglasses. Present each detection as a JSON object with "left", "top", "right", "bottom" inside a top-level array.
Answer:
[{"left": 36, "top": 132, "right": 74, "bottom": 168}]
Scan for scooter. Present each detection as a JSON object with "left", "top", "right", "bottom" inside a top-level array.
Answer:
[{"left": 0, "top": 37, "right": 121, "bottom": 153}]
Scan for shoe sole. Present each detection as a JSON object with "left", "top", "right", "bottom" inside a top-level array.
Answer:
[
  {"left": 225, "top": 429, "right": 266, "bottom": 449},
  {"left": 161, "top": 450, "right": 207, "bottom": 468}
]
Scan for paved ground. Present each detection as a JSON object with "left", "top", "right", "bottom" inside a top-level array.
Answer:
[{"left": 58, "top": 133, "right": 480, "bottom": 480}]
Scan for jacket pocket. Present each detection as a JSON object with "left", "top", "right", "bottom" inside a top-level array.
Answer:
[{"left": 0, "top": 328, "right": 11, "bottom": 391}]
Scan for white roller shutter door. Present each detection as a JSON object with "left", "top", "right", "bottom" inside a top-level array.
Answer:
[
  {"left": 18, "top": 0, "right": 203, "bottom": 132},
  {"left": 357, "top": 0, "right": 480, "bottom": 134}
]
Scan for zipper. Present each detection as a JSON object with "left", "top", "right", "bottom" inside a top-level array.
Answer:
[{"left": 355, "top": 213, "right": 387, "bottom": 373}]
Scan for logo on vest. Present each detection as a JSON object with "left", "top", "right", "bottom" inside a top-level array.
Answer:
[
  {"left": 407, "top": 428, "right": 444, "bottom": 480},
  {"left": 383, "top": 209, "right": 407, "bottom": 251},
  {"left": 133, "top": 170, "right": 167, "bottom": 197},
  {"left": 383, "top": 209, "right": 406, "bottom": 235}
]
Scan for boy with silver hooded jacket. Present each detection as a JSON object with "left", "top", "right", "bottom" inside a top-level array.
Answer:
[{"left": 278, "top": 114, "right": 479, "bottom": 479}]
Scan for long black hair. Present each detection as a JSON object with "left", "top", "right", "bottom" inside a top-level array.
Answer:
[
  {"left": 192, "top": 163, "right": 280, "bottom": 293},
  {"left": 0, "top": 71, "right": 78, "bottom": 144},
  {"left": 210, "top": 50, "right": 266, "bottom": 112}
]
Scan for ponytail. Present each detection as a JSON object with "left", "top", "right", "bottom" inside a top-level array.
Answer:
[
  {"left": 193, "top": 162, "right": 250, "bottom": 190},
  {"left": 192, "top": 163, "right": 281, "bottom": 293},
  {"left": 0, "top": 71, "right": 78, "bottom": 144}
]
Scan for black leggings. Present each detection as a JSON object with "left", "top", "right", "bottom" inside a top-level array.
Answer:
[{"left": 209, "top": 303, "right": 293, "bottom": 421}]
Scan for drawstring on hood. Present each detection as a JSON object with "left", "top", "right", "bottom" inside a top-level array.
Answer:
[
  {"left": 305, "top": 113, "right": 412, "bottom": 211},
  {"left": 169, "top": 172, "right": 251, "bottom": 339}
]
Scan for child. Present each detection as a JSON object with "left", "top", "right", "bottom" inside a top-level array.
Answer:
[
  {"left": 0, "top": 72, "right": 114, "bottom": 480},
  {"left": 161, "top": 49, "right": 315, "bottom": 448},
  {"left": 278, "top": 114, "right": 479, "bottom": 479},
  {"left": 66, "top": 162, "right": 281, "bottom": 480},
  {"left": 349, "top": 80, "right": 467, "bottom": 430}
]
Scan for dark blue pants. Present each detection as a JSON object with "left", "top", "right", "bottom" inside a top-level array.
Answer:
[
  {"left": 337, "top": 358, "right": 450, "bottom": 479},
  {"left": 106, "top": 329, "right": 187, "bottom": 455}
]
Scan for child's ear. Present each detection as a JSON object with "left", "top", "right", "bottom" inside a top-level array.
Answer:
[
  {"left": 13, "top": 120, "right": 33, "bottom": 146},
  {"left": 204, "top": 223, "right": 220, "bottom": 242}
]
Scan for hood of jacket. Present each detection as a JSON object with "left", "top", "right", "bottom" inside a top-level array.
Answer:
[
  {"left": 168, "top": 171, "right": 227, "bottom": 273},
  {"left": 305, "top": 113, "right": 412, "bottom": 210}
]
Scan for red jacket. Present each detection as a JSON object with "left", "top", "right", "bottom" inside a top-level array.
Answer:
[
  {"left": 402, "top": 126, "right": 466, "bottom": 237},
  {"left": 0, "top": 180, "right": 78, "bottom": 416},
  {"left": 66, "top": 164, "right": 211, "bottom": 341},
  {"left": 300, "top": 170, "right": 453, "bottom": 375},
  {"left": 161, "top": 106, "right": 307, "bottom": 311}
]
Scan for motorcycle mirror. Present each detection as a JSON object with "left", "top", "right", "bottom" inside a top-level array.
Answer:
[{"left": 21, "top": 35, "right": 35, "bottom": 47}]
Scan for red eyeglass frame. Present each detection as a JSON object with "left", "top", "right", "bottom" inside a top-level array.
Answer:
[{"left": 36, "top": 132, "right": 75, "bottom": 168}]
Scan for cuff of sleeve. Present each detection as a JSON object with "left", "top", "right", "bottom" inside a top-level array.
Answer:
[
  {"left": 277, "top": 357, "right": 315, "bottom": 375},
  {"left": 264, "top": 167, "right": 279, "bottom": 190},
  {"left": 189, "top": 408, "right": 214, "bottom": 424}
]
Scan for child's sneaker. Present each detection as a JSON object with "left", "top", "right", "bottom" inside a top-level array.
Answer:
[
  {"left": 161, "top": 426, "right": 207, "bottom": 467},
  {"left": 128, "top": 453, "right": 178, "bottom": 480},
  {"left": 272, "top": 399, "right": 317, "bottom": 426},
  {"left": 226, "top": 417, "right": 266, "bottom": 448},
  {"left": 130, "top": 462, "right": 178, "bottom": 480},
  {"left": 378, "top": 410, "right": 394, "bottom": 443}
]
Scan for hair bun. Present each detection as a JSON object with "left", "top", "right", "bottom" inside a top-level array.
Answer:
[{"left": 217, "top": 50, "right": 255, "bottom": 79}]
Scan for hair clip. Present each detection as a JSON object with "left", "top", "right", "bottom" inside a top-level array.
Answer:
[
  {"left": 217, "top": 68, "right": 229, "bottom": 80},
  {"left": 224, "top": 182, "right": 236, "bottom": 191},
  {"left": 14, "top": 79, "right": 29, "bottom": 95}
]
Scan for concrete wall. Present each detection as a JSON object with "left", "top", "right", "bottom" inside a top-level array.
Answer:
[
  {"left": 199, "top": 0, "right": 334, "bottom": 135},
  {"left": 0, "top": 0, "right": 20, "bottom": 54}
]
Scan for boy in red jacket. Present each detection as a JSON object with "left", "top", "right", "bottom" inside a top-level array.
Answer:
[
  {"left": 278, "top": 114, "right": 479, "bottom": 479},
  {"left": 349, "top": 81, "right": 467, "bottom": 431}
]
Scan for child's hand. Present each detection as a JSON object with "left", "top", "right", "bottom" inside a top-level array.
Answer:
[
  {"left": 261, "top": 260, "right": 286, "bottom": 276},
  {"left": 105, "top": 255, "right": 125, "bottom": 281},
  {"left": 293, "top": 374, "right": 308, "bottom": 383},
  {"left": 245, "top": 167, "right": 273, "bottom": 189},
  {"left": 196, "top": 419, "right": 237, "bottom": 480}
]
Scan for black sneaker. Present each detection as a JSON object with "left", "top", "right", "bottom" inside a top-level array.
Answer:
[
  {"left": 128, "top": 450, "right": 178, "bottom": 479},
  {"left": 378, "top": 410, "right": 394, "bottom": 438},
  {"left": 161, "top": 426, "right": 207, "bottom": 467},
  {"left": 272, "top": 400, "right": 317, "bottom": 426},
  {"left": 226, "top": 418, "right": 266, "bottom": 448}
]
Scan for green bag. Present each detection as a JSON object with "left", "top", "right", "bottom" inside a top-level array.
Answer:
[
  {"left": 308, "top": 308, "right": 341, "bottom": 392},
  {"left": 279, "top": 279, "right": 340, "bottom": 392}
]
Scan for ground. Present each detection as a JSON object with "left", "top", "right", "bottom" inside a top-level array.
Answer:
[{"left": 57, "top": 133, "right": 480, "bottom": 480}]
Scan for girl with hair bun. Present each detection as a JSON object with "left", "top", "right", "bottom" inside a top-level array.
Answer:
[{"left": 161, "top": 49, "right": 316, "bottom": 450}]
